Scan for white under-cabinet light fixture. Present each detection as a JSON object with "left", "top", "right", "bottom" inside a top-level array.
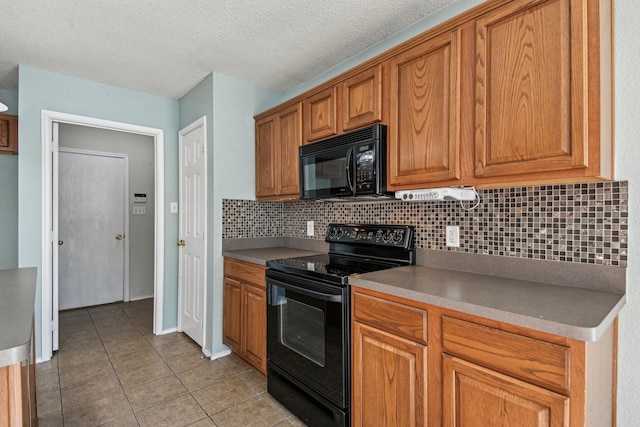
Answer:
[
  {"left": 0, "top": 101, "right": 8, "bottom": 112},
  {"left": 395, "top": 187, "right": 480, "bottom": 210}
]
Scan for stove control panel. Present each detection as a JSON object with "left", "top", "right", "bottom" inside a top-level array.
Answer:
[{"left": 326, "top": 224, "right": 413, "bottom": 248}]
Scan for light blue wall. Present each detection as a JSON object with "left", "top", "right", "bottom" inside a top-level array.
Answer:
[
  {"left": 179, "top": 72, "right": 280, "bottom": 356},
  {"left": 17, "top": 65, "right": 180, "bottom": 358},
  {"left": 0, "top": 89, "right": 19, "bottom": 269}
]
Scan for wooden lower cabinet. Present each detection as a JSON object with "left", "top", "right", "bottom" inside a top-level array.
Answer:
[
  {"left": 352, "top": 287, "right": 616, "bottom": 427},
  {"left": 223, "top": 258, "right": 267, "bottom": 375}
]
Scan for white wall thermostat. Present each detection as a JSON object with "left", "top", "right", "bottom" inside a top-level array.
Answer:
[{"left": 133, "top": 193, "right": 147, "bottom": 203}]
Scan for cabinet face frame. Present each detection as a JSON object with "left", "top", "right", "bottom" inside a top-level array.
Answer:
[
  {"left": 304, "top": 86, "right": 339, "bottom": 142},
  {"left": 388, "top": 29, "right": 462, "bottom": 188},
  {"left": 255, "top": 116, "right": 278, "bottom": 198},
  {"left": 0, "top": 114, "right": 18, "bottom": 154},
  {"left": 474, "top": 0, "right": 589, "bottom": 178}
]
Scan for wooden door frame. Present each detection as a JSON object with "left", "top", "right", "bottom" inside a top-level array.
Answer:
[
  {"left": 58, "top": 147, "right": 130, "bottom": 308},
  {"left": 40, "top": 110, "right": 165, "bottom": 362},
  {"left": 177, "top": 116, "right": 207, "bottom": 349}
]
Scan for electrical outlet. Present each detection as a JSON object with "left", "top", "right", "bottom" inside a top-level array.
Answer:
[
  {"left": 306, "top": 220, "right": 314, "bottom": 237},
  {"left": 446, "top": 226, "right": 460, "bottom": 247}
]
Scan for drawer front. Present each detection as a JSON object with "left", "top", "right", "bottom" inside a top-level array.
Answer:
[
  {"left": 353, "top": 291, "right": 427, "bottom": 344},
  {"left": 442, "top": 316, "right": 570, "bottom": 393},
  {"left": 224, "top": 258, "right": 267, "bottom": 287}
]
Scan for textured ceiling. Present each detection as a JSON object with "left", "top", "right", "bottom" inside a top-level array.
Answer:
[{"left": 0, "top": 0, "right": 459, "bottom": 99}]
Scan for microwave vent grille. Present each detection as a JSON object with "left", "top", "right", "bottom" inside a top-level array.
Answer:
[{"left": 300, "top": 124, "right": 384, "bottom": 155}]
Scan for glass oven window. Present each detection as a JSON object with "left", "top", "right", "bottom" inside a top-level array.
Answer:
[{"left": 280, "top": 299, "right": 325, "bottom": 366}]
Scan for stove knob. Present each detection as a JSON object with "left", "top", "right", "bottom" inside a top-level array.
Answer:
[
  {"left": 392, "top": 230, "right": 404, "bottom": 244},
  {"left": 382, "top": 230, "right": 392, "bottom": 243},
  {"left": 375, "top": 230, "right": 383, "bottom": 241}
]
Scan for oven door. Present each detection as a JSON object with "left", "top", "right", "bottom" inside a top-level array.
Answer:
[{"left": 266, "top": 270, "right": 349, "bottom": 409}]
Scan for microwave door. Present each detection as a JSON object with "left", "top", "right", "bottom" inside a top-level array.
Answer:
[{"left": 346, "top": 147, "right": 355, "bottom": 195}]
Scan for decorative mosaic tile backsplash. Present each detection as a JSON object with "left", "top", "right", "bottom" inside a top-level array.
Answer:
[{"left": 222, "top": 181, "right": 628, "bottom": 267}]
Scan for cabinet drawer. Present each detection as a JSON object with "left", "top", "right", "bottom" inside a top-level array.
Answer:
[
  {"left": 224, "top": 258, "right": 267, "bottom": 288},
  {"left": 442, "top": 316, "right": 570, "bottom": 393},
  {"left": 353, "top": 291, "right": 427, "bottom": 344}
]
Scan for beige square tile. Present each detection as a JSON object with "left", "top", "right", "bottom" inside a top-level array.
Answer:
[
  {"left": 36, "top": 410, "right": 64, "bottom": 427},
  {"left": 36, "top": 370, "right": 61, "bottom": 395},
  {"left": 59, "top": 314, "right": 94, "bottom": 334},
  {"left": 164, "top": 351, "right": 210, "bottom": 374},
  {"left": 111, "top": 347, "right": 162, "bottom": 372},
  {"left": 59, "top": 359, "right": 114, "bottom": 388},
  {"left": 192, "top": 377, "right": 257, "bottom": 415},
  {"left": 154, "top": 339, "right": 202, "bottom": 360},
  {"left": 105, "top": 336, "right": 154, "bottom": 359},
  {"left": 211, "top": 395, "right": 285, "bottom": 426},
  {"left": 136, "top": 394, "right": 207, "bottom": 427},
  {"left": 62, "top": 390, "right": 133, "bottom": 427},
  {"left": 118, "top": 359, "right": 173, "bottom": 390},
  {"left": 59, "top": 307, "right": 89, "bottom": 318},
  {"left": 145, "top": 331, "right": 193, "bottom": 348},
  {"left": 58, "top": 327, "right": 100, "bottom": 347},
  {"left": 100, "top": 328, "right": 144, "bottom": 345},
  {"left": 35, "top": 353, "right": 59, "bottom": 376},
  {"left": 60, "top": 370, "right": 123, "bottom": 408},
  {"left": 272, "top": 421, "right": 295, "bottom": 427},
  {"left": 57, "top": 345, "right": 109, "bottom": 369},
  {"left": 217, "top": 353, "right": 252, "bottom": 374},
  {"left": 87, "top": 303, "right": 122, "bottom": 314},
  {"left": 186, "top": 417, "right": 216, "bottom": 426},
  {"left": 98, "top": 413, "right": 140, "bottom": 427},
  {"left": 176, "top": 359, "right": 233, "bottom": 392},
  {"left": 126, "top": 374, "right": 188, "bottom": 412},
  {"left": 239, "top": 368, "right": 267, "bottom": 393},
  {"left": 36, "top": 388, "right": 62, "bottom": 417},
  {"left": 57, "top": 335, "right": 103, "bottom": 354},
  {"left": 261, "top": 392, "right": 293, "bottom": 418}
]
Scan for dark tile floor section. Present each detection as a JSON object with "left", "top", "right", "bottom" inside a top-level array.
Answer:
[{"left": 36, "top": 298, "right": 305, "bottom": 426}]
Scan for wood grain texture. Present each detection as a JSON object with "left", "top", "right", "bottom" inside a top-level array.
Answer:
[
  {"left": 242, "top": 283, "right": 267, "bottom": 374},
  {"left": 222, "top": 276, "right": 242, "bottom": 353},
  {"left": 443, "top": 355, "right": 569, "bottom": 427},
  {"left": 352, "top": 322, "right": 427, "bottom": 427},
  {"left": 304, "top": 86, "right": 339, "bottom": 142},
  {"left": 353, "top": 290, "right": 428, "bottom": 344},
  {"left": 475, "top": 0, "right": 587, "bottom": 177},
  {"left": 224, "top": 258, "right": 268, "bottom": 287},
  {"left": 276, "top": 103, "right": 302, "bottom": 197},
  {"left": 0, "top": 363, "right": 24, "bottom": 426},
  {"left": 342, "top": 64, "right": 385, "bottom": 131},
  {"left": 255, "top": 115, "right": 277, "bottom": 198},
  {"left": 0, "top": 113, "right": 18, "bottom": 154},
  {"left": 388, "top": 29, "right": 461, "bottom": 188}
]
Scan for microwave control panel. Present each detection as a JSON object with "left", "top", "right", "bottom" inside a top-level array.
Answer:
[{"left": 355, "top": 143, "right": 375, "bottom": 191}]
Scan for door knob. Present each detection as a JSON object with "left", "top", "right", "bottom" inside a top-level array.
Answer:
[
  {"left": 177, "top": 240, "right": 186, "bottom": 247},
  {"left": 115, "top": 234, "right": 123, "bottom": 240},
  {"left": 58, "top": 240, "right": 64, "bottom": 246}
]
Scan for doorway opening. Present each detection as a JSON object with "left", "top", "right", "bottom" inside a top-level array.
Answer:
[{"left": 41, "top": 110, "right": 165, "bottom": 361}]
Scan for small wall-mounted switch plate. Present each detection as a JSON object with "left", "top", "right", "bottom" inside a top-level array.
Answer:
[
  {"left": 306, "top": 221, "right": 314, "bottom": 237},
  {"left": 446, "top": 225, "right": 460, "bottom": 247},
  {"left": 133, "top": 206, "right": 146, "bottom": 215}
]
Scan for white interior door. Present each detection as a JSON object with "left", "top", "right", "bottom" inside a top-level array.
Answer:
[
  {"left": 58, "top": 149, "right": 127, "bottom": 310},
  {"left": 178, "top": 117, "right": 207, "bottom": 347}
]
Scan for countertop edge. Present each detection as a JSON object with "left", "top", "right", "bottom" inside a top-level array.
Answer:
[{"left": 0, "top": 267, "right": 37, "bottom": 368}]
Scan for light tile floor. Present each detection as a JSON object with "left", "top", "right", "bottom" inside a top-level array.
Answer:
[{"left": 36, "top": 298, "right": 304, "bottom": 426}]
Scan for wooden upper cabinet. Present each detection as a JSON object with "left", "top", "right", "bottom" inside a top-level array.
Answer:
[
  {"left": 255, "top": 103, "right": 302, "bottom": 200},
  {"left": 255, "top": 115, "right": 277, "bottom": 198},
  {"left": 474, "top": 0, "right": 592, "bottom": 178},
  {"left": 341, "top": 64, "right": 385, "bottom": 132},
  {"left": 304, "top": 86, "right": 339, "bottom": 142},
  {"left": 388, "top": 30, "right": 462, "bottom": 189},
  {"left": 0, "top": 114, "right": 18, "bottom": 155}
]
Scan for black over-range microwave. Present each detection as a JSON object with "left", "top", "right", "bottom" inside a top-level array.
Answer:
[{"left": 299, "top": 124, "right": 389, "bottom": 200}]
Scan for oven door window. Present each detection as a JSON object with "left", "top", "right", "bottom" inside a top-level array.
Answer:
[{"left": 280, "top": 297, "right": 325, "bottom": 366}]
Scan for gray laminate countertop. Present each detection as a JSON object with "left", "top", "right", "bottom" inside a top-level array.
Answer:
[
  {"left": 222, "top": 247, "right": 322, "bottom": 266},
  {"left": 0, "top": 268, "right": 37, "bottom": 367},
  {"left": 350, "top": 265, "right": 625, "bottom": 342}
]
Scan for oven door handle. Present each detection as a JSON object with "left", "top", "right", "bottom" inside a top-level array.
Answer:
[{"left": 267, "top": 278, "right": 343, "bottom": 303}]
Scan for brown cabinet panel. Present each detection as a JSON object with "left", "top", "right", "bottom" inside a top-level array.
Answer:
[
  {"left": 277, "top": 104, "right": 303, "bottom": 197},
  {"left": 443, "top": 355, "right": 569, "bottom": 427},
  {"left": 442, "top": 316, "right": 570, "bottom": 393},
  {"left": 388, "top": 30, "right": 461, "bottom": 188},
  {"left": 353, "top": 291, "right": 427, "bottom": 344},
  {"left": 341, "top": 64, "right": 385, "bottom": 131},
  {"left": 475, "top": 0, "right": 588, "bottom": 177},
  {"left": 242, "top": 283, "right": 267, "bottom": 374},
  {"left": 223, "top": 258, "right": 268, "bottom": 375},
  {"left": 352, "top": 322, "right": 427, "bottom": 427},
  {"left": 0, "top": 114, "right": 18, "bottom": 155},
  {"left": 255, "top": 116, "right": 277, "bottom": 198},
  {"left": 304, "top": 86, "right": 339, "bottom": 142},
  {"left": 222, "top": 276, "right": 242, "bottom": 353}
]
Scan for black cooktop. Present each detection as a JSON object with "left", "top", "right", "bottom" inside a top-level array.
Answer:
[{"left": 267, "top": 224, "right": 416, "bottom": 286}]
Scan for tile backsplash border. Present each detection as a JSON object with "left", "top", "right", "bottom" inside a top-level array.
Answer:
[{"left": 223, "top": 181, "right": 628, "bottom": 267}]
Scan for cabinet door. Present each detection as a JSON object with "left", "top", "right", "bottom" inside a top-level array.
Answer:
[
  {"left": 388, "top": 30, "right": 461, "bottom": 189},
  {"left": 222, "top": 277, "right": 242, "bottom": 353},
  {"left": 443, "top": 355, "right": 569, "bottom": 427},
  {"left": 304, "top": 86, "right": 339, "bottom": 142},
  {"left": 0, "top": 114, "right": 18, "bottom": 154},
  {"left": 255, "top": 115, "right": 277, "bottom": 198},
  {"left": 352, "top": 322, "right": 427, "bottom": 427},
  {"left": 342, "top": 64, "right": 385, "bottom": 131},
  {"left": 474, "top": 0, "right": 588, "bottom": 178},
  {"left": 242, "top": 283, "right": 267, "bottom": 375},
  {"left": 277, "top": 103, "right": 302, "bottom": 197}
]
